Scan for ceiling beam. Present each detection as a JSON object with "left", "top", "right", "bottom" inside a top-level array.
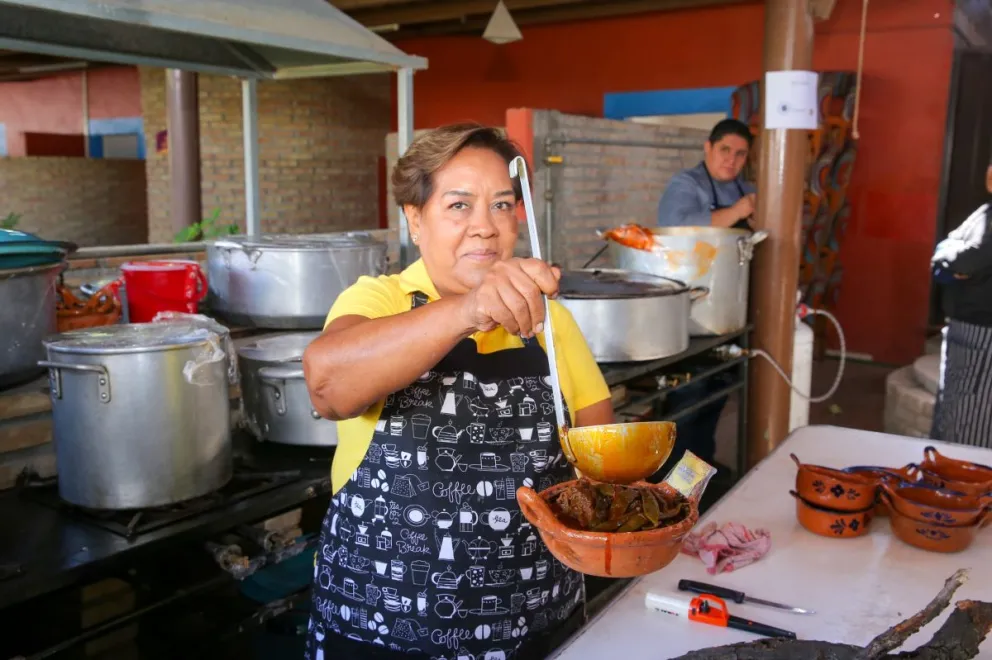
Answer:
[
  {"left": 349, "top": 0, "right": 580, "bottom": 27},
  {"left": 331, "top": 0, "right": 421, "bottom": 10},
  {"left": 386, "top": 0, "right": 753, "bottom": 39}
]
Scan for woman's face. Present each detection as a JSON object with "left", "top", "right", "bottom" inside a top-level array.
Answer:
[{"left": 405, "top": 146, "right": 520, "bottom": 296}]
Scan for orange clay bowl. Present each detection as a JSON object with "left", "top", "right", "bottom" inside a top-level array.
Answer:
[
  {"left": 886, "top": 500, "right": 992, "bottom": 554},
  {"left": 919, "top": 446, "right": 992, "bottom": 495},
  {"left": 517, "top": 480, "right": 698, "bottom": 578},
  {"left": 791, "top": 454, "right": 878, "bottom": 512},
  {"left": 879, "top": 481, "right": 992, "bottom": 527},
  {"left": 562, "top": 421, "right": 676, "bottom": 484},
  {"left": 790, "top": 490, "right": 874, "bottom": 539},
  {"left": 842, "top": 464, "right": 923, "bottom": 517}
]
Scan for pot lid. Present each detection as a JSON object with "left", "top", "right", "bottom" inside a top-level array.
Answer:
[
  {"left": 211, "top": 232, "right": 384, "bottom": 251},
  {"left": 152, "top": 312, "right": 231, "bottom": 338},
  {"left": 558, "top": 269, "right": 687, "bottom": 299},
  {"left": 237, "top": 331, "right": 321, "bottom": 362},
  {"left": 0, "top": 229, "right": 76, "bottom": 269},
  {"left": 44, "top": 323, "right": 220, "bottom": 355}
]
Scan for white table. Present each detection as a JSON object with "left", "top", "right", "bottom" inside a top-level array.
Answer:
[{"left": 553, "top": 425, "right": 992, "bottom": 659}]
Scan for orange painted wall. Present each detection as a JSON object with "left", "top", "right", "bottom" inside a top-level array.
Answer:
[
  {"left": 395, "top": 0, "right": 955, "bottom": 364},
  {"left": 0, "top": 67, "right": 141, "bottom": 155}
]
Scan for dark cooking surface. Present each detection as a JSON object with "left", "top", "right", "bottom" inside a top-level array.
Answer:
[
  {"left": 0, "top": 432, "right": 334, "bottom": 611},
  {"left": 559, "top": 269, "right": 684, "bottom": 299}
]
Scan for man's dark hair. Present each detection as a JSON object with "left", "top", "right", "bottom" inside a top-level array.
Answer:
[{"left": 708, "top": 119, "right": 753, "bottom": 148}]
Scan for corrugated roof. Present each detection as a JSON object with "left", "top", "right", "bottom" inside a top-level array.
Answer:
[{"left": 0, "top": 0, "right": 427, "bottom": 78}]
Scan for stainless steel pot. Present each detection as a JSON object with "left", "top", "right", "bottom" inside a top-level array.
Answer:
[
  {"left": 557, "top": 269, "right": 706, "bottom": 363},
  {"left": 40, "top": 323, "right": 232, "bottom": 509},
  {"left": 1, "top": 261, "right": 65, "bottom": 389},
  {"left": 237, "top": 332, "right": 336, "bottom": 446},
  {"left": 206, "top": 233, "right": 388, "bottom": 329},
  {"left": 606, "top": 227, "right": 767, "bottom": 336}
]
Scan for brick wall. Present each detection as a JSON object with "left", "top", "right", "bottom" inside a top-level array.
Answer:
[
  {"left": 139, "top": 68, "right": 390, "bottom": 243},
  {"left": 510, "top": 110, "right": 708, "bottom": 268},
  {"left": 0, "top": 158, "right": 148, "bottom": 246}
]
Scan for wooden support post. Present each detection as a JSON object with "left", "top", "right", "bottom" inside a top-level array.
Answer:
[
  {"left": 166, "top": 69, "right": 202, "bottom": 235},
  {"left": 747, "top": 0, "right": 814, "bottom": 469}
]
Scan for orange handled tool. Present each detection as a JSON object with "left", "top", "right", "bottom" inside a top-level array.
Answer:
[{"left": 645, "top": 592, "right": 797, "bottom": 639}]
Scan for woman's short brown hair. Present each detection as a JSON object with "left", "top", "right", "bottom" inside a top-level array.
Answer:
[{"left": 392, "top": 123, "right": 526, "bottom": 209}]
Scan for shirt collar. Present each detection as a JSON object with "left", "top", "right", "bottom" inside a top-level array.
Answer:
[{"left": 397, "top": 259, "right": 441, "bottom": 301}]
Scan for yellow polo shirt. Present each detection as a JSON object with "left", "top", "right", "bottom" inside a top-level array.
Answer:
[{"left": 325, "top": 259, "right": 611, "bottom": 494}]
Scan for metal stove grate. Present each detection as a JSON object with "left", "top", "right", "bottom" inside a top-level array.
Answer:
[{"left": 18, "top": 469, "right": 302, "bottom": 540}]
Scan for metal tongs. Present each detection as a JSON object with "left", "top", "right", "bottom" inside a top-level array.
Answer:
[{"left": 509, "top": 157, "right": 573, "bottom": 457}]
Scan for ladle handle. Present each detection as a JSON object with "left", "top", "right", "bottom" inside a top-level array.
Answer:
[{"left": 510, "top": 156, "right": 567, "bottom": 433}]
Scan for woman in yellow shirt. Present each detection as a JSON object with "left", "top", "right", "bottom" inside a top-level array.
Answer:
[{"left": 302, "top": 123, "right": 613, "bottom": 659}]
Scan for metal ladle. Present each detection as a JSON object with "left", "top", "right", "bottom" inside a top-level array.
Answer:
[
  {"left": 509, "top": 156, "right": 676, "bottom": 484},
  {"left": 509, "top": 156, "right": 569, "bottom": 438}
]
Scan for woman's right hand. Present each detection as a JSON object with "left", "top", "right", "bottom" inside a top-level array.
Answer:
[{"left": 459, "top": 258, "right": 561, "bottom": 337}]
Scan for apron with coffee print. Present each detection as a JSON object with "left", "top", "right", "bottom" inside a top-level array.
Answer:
[{"left": 306, "top": 292, "right": 584, "bottom": 660}]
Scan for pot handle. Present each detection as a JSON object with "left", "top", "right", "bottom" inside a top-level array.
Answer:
[
  {"left": 258, "top": 365, "right": 306, "bottom": 417},
  {"left": 736, "top": 230, "right": 769, "bottom": 265},
  {"left": 258, "top": 365, "right": 305, "bottom": 381},
  {"left": 979, "top": 505, "right": 992, "bottom": 529},
  {"left": 876, "top": 488, "right": 894, "bottom": 513},
  {"left": 688, "top": 286, "right": 709, "bottom": 303},
  {"left": 38, "top": 360, "right": 111, "bottom": 403},
  {"left": 516, "top": 486, "right": 560, "bottom": 534}
]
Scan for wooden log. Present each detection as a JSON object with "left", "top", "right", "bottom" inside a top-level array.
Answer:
[{"left": 672, "top": 571, "right": 991, "bottom": 660}]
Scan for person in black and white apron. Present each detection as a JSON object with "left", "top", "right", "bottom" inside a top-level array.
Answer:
[
  {"left": 302, "top": 124, "right": 615, "bottom": 659},
  {"left": 929, "top": 153, "right": 992, "bottom": 448},
  {"left": 653, "top": 119, "right": 757, "bottom": 469}
]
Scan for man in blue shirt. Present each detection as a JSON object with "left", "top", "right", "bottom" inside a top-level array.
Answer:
[
  {"left": 658, "top": 118, "right": 756, "bottom": 229},
  {"left": 655, "top": 118, "right": 756, "bottom": 472}
]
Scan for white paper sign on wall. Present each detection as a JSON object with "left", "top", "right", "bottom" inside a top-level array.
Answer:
[{"left": 764, "top": 70, "right": 820, "bottom": 130}]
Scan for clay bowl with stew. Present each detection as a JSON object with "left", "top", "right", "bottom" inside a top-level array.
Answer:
[
  {"left": 563, "top": 421, "right": 676, "bottom": 484},
  {"left": 879, "top": 481, "right": 991, "bottom": 527},
  {"left": 517, "top": 480, "right": 698, "bottom": 578},
  {"left": 791, "top": 454, "right": 878, "bottom": 512},
  {"left": 790, "top": 490, "right": 874, "bottom": 539},
  {"left": 919, "top": 446, "right": 992, "bottom": 495},
  {"left": 886, "top": 502, "right": 991, "bottom": 554},
  {"left": 843, "top": 464, "right": 923, "bottom": 517}
]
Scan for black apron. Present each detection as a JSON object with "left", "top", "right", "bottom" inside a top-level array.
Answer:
[
  {"left": 703, "top": 164, "right": 751, "bottom": 231},
  {"left": 305, "top": 292, "right": 583, "bottom": 660},
  {"left": 930, "top": 319, "right": 992, "bottom": 449}
]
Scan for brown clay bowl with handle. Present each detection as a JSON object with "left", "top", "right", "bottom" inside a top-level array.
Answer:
[
  {"left": 919, "top": 446, "right": 992, "bottom": 495},
  {"left": 791, "top": 454, "right": 878, "bottom": 512},
  {"left": 842, "top": 464, "right": 923, "bottom": 517},
  {"left": 885, "top": 499, "right": 991, "bottom": 554},
  {"left": 790, "top": 490, "right": 874, "bottom": 538},
  {"left": 879, "top": 481, "right": 991, "bottom": 527},
  {"left": 516, "top": 480, "right": 698, "bottom": 578}
]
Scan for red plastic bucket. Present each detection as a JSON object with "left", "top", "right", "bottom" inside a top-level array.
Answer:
[{"left": 119, "top": 260, "right": 207, "bottom": 323}]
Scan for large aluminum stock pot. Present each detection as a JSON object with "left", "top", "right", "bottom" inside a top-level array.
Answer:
[
  {"left": 557, "top": 268, "right": 707, "bottom": 362},
  {"left": 206, "top": 232, "right": 388, "bottom": 329},
  {"left": 606, "top": 227, "right": 767, "bottom": 336},
  {"left": 40, "top": 323, "right": 232, "bottom": 509}
]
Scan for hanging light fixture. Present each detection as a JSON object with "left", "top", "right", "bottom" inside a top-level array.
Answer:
[{"left": 483, "top": 0, "right": 522, "bottom": 44}]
